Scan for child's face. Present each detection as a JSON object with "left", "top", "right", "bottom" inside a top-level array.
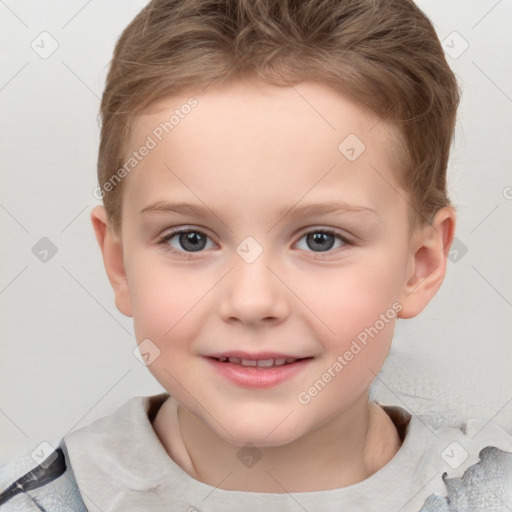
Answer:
[{"left": 103, "top": 80, "right": 428, "bottom": 446}]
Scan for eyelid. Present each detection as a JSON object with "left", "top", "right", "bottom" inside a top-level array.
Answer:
[
  {"left": 297, "top": 225, "right": 352, "bottom": 241},
  {"left": 158, "top": 224, "right": 352, "bottom": 240},
  {"left": 157, "top": 224, "right": 353, "bottom": 257},
  {"left": 158, "top": 226, "right": 216, "bottom": 257}
]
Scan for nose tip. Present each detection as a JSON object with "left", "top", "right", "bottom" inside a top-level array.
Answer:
[{"left": 219, "top": 248, "right": 290, "bottom": 325}]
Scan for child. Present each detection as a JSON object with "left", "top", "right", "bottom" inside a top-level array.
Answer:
[{"left": 1, "top": 0, "right": 511, "bottom": 510}]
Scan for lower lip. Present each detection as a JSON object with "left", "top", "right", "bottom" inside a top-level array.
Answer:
[{"left": 205, "top": 357, "right": 312, "bottom": 388}]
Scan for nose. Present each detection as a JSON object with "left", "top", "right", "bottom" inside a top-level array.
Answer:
[{"left": 218, "top": 248, "right": 290, "bottom": 326}]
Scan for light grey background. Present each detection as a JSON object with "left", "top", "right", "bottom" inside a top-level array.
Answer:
[{"left": 1, "top": 0, "right": 511, "bottom": 461}]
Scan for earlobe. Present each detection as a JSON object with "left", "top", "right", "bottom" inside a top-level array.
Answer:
[
  {"left": 90, "top": 205, "right": 133, "bottom": 318},
  {"left": 397, "top": 206, "right": 456, "bottom": 319}
]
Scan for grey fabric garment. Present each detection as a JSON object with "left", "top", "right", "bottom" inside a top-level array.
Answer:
[
  {"left": 419, "top": 446, "right": 512, "bottom": 512},
  {"left": 2, "top": 393, "right": 512, "bottom": 511},
  {"left": 0, "top": 442, "right": 87, "bottom": 511}
]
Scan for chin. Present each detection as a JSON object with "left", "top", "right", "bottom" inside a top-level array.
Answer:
[
  {"left": 212, "top": 412, "right": 307, "bottom": 448},
  {"left": 226, "top": 430, "right": 303, "bottom": 449}
]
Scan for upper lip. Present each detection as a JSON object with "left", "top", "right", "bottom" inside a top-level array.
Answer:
[{"left": 205, "top": 351, "right": 310, "bottom": 360}]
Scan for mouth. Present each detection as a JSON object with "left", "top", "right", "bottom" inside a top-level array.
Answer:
[
  {"left": 209, "top": 356, "right": 310, "bottom": 368},
  {"left": 204, "top": 353, "right": 314, "bottom": 388}
]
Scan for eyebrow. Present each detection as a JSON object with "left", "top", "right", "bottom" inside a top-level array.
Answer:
[{"left": 139, "top": 200, "right": 380, "bottom": 222}]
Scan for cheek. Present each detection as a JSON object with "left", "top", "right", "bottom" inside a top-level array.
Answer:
[
  {"left": 127, "top": 265, "right": 208, "bottom": 400},
  {"left": 296, "top": 309, "right": 396, "bottom": 417},
  {"left": 297, "top": 259, "right": 403, "bottom": 348},
  {"left": 127, "top": 261, "right": 204, "bottom": 345}
]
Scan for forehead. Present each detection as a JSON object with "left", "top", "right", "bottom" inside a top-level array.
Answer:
[{"left": 123, "top": 80, "right": 406, "bottom": 222}]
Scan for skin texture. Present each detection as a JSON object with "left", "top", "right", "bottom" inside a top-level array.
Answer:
[{"left": 91, "top": 79, "right": 456, "bottom": 492}]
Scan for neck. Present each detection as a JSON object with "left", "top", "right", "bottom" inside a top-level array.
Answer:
[{"left": 153, "top": 395, "right": 402, "bottom": 492}]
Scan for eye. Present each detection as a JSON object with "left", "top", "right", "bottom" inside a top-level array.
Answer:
[
  {"left": 158, "top": 228, "right": 214, "bottom": 256},
  {"left": 295, "top": 228, "right": 350, "bottom": 255},
  {"left": 158, "top": 227, "right": 351, "bottom": 257}
]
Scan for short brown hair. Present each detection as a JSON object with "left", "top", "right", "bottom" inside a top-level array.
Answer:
[{"left": 97, "top": 0, "right": 461, "bottom": 237}]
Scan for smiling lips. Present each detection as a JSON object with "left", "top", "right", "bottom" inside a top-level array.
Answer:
[
  {"left": 215, "top": 356, "right": 302, "bottom": 367},
  {"left": 207, "top": 351, "right": 309, "bottom": 368},
  {"left": 205, "top": 352, "right": 313, "bottom": 387}
]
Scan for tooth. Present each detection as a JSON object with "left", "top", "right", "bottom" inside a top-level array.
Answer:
[
  {"left": 257, "top": 359, "right": 275, "bottom": 367},
  {"left": 285, "top": 358, "right": 297, "bottom": 364},
  {"left": 241, "top": 359, "right": 257, "bottom": 366},
  {"left": 228, "top": 357, "right": 241, "bottom": 364},
  {"left": 218, "top": 356, "right": 227, "bottom": 362},
  {"left": 274, "top": 358, "right": 287, "bottom": 366}
]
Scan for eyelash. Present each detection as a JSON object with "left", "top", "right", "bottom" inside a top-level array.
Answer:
[{"left": 157, "top": 226, "right": 352, "bottom": 259}]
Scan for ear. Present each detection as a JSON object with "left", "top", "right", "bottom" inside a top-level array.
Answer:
[
  {"left": 397, "top": 206, "right": 456, "bottom": 319},
  {"left": 90, "top": 205, "right": 133, "bottom": 318}
]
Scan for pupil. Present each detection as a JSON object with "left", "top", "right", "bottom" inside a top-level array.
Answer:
[
  {"left": 181, "top": 232, "right": 206, "bottom": 252},
  {"left": 307, "top": 232, "right": 334, "bottom": 252},
  {"left": 177, "top": 231, "right": 335, "bottom": 253}
]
